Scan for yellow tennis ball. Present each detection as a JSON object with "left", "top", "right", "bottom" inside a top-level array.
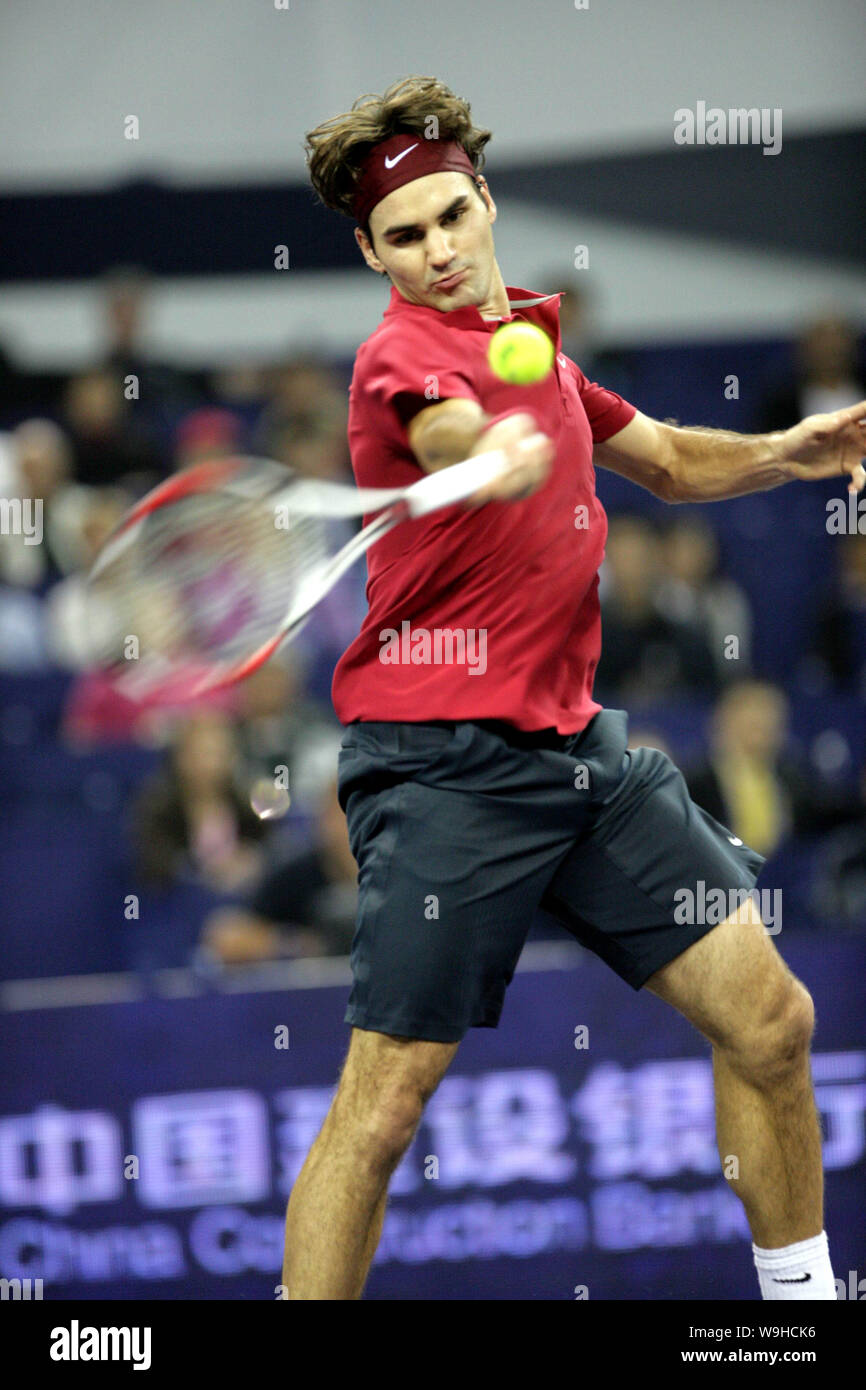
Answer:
[{"left": 488, "top": 322, "right": 555, "bottom": 385}]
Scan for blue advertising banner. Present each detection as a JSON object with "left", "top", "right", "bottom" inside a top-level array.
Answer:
[{"left": 1, "top": 936, "right": 864, "bottom": 1301}]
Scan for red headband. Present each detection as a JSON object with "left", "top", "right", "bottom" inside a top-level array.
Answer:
[{"left": 352, "top": 132, "right": 478, "bottom": 230}]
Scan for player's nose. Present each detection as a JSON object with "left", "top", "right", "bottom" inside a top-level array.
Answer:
[{"left": 428, "top": 233, "right": 456, "bottom": 266}]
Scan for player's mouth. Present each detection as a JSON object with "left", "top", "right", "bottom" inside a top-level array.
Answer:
[{"left": 432, "top": 270, "right": 468, "bottom": 292}]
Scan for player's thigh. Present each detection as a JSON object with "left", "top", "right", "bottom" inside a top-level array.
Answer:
[
  {"left": 644, "top": 899, "right": 814, "bottom": 1061},
  {"left": 334, "top": 1026, "right": 460, "bottom": 1135},
  {"left": 541, "top": 742, "right": 767, "bottom": 992}
]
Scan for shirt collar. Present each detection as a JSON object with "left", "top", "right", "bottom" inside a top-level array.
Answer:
[{"left": 383, "top": 283, "right": 564, "bottom": 354}]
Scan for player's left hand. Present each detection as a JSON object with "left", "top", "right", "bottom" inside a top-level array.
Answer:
[{"left": 776, "top": 400, "right": 866, "bottom": 493}]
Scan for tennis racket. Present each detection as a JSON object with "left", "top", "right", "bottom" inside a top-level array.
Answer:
[{"left": 85, "top": 445, "right": 525, "bottom": 701}]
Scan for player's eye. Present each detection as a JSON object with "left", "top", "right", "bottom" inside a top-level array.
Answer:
[{"left": 393, "top": 209, "right": 464, "bottom": 245}]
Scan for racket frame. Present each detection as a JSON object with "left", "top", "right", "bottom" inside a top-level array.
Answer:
[{"left": 88, "top": 445, "right": 522, "bottom": 695}]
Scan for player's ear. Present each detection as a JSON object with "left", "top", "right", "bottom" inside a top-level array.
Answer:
[
  {"left": 354, "top": 225, "right": 386, "bottom": 275},
  {"left": 476, "top": 176, "right": 496, "bottom": 224}
]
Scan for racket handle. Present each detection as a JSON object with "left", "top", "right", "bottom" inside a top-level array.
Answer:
[{"left": 406, "top": 447, "right": 512, "bottom": 517}]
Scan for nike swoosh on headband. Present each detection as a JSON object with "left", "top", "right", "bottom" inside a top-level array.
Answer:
[
  {"left": 772, "top": 1273, "right": 811, "bottom": 1283},
  {"left": 384, "top": 144, "right": 419, "bottom": 168}
]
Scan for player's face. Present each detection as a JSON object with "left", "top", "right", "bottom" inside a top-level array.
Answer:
[{"left": 357, "top": 172, "right": 501, "bottom": 314}]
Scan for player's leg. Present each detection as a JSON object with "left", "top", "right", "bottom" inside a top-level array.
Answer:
[
  {"left": 643, "top": 899, "right": 821, "bottom": 1250},
  {"left": 292, "top": 717, "right": 595, "bottom": 1299},
  {"left": 540, "top": 732, "right": 834, "bottom": 1294},
  {"left": 289, "top": 716, "right": 596, "bottom": 1300},
  {"left": 282, "top": 1026, "right": 458, "bottom": 1299}
]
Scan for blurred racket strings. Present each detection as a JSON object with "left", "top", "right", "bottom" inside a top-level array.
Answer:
[{"left": 87, "top": 468, "right": 330, "bottom": 696}]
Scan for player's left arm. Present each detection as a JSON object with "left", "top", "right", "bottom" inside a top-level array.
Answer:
[{"left": 594, "top": 403, "right": 866, "bottom": 503}]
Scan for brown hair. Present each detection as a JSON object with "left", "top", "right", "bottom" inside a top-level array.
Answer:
[{"left": 304, "top": 75, "right": 492, "bottom": 243}]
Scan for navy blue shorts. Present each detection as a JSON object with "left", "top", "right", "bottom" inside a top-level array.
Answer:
[{"left": 336, "top": 710, "right": 765, "bottom": 1043}]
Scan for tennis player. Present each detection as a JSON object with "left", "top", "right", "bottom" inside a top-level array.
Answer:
[{"left": 282, "top": 76, "right": 866, "bottom": 1300}]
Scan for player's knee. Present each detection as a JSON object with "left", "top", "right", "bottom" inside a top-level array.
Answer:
[
  {"left": 336, "top": 1080, "right": 424, "bottom": 1168},
  {"left": 333, "top": 1053, "right": 434, "bottom": 1164},
  {"left": 733, "top": 976, "right": 814, "bottom": 1084},
  {"left": 372, "top": 1089, "right": 426, "bottom": 1159}
]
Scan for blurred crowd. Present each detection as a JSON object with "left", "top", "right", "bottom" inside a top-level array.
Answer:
[
  {"left": 0, "top": 268, "right": 366, "bottom": 970},
  {"left": 0, "top": 269, "right": 865, "bottom": 979}
]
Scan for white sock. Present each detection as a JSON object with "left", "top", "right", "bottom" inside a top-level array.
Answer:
[{"left": 753, "top": 1230, "right": 837, "bottom": 1300}]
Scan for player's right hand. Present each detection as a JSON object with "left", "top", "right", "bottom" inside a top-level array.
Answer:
[{"left": 465, "top": 412, "right": 554, "bottom": 505}]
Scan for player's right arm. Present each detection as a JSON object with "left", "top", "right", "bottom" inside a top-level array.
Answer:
[{"left": 407, "top": 398, "right": 554, "bottom": 504}]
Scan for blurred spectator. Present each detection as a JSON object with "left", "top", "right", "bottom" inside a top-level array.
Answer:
[
  {"left": 234, "top": 657, "right": 343, "bottom": 811},
  {"left": 684, "top": 680, "right": 857, "bottom": 857},
  {"left": 541, "top": 274, "right": 636, "bottom": 399},
  {"left": 130, "top": 710, "right": 268, "bottom": 892},
  {"left": 62, "top": 368, "right": 161, "bottom": 488},
  {"left": 45, "top": 487, "right": 131, "bottom": 669},
  {"left": 811, "top": 757, "right": 866, "bottom": 928},
  {"left": 657, "top": 514, "right": 753, "bottom": 679},
  {"left": 0, "top": 334, "right": 39, "bottom": 418},
  {"left": 758, "top": 313, "right": 866, "bottom": 430},
  {"left": 100, "top": 265, "right": 204, "bottom": 445},
  {"left": 0, "top": 586, "right": 49, "bottom": 669},
  {"left": 209, "top": 361, "right": 269, "bottom": 415},
  {"left": 596, "top": 514, "right": 718, "bottom": 704},
  {"left": 263, "top": 356, "right": 344, "bottom": 423},
  {"left": 807, "top": 533, "right": 866, "bottom": 698},
  {"left": 255, "top": 355, "right": 351, "bottom": 481},
  {"left": 556, "top": 278, "right": 595, "bottom": 369},
  {"left": 104, "top": 265, "right": 150, "bottom": 363},
  {"left": 173, "top": 407, "right": 245, "bottom": 470},
  {"left": 0, "top": 418, "right": 72, "bottom": 591},
  {"left": 200, "top": 776, "right": 357, "bottom": 964}
]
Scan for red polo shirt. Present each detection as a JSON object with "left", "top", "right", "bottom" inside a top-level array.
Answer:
[{"left": 331, "top": 284, "right": 636, "bottom": 733}]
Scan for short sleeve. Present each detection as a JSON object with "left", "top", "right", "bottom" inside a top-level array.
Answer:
[
  {"left": 569, "top": 360, "right": 637, "bottom": 443},
  {"left": 362, "top": 330, "right": 482, "bottom": 430}
]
